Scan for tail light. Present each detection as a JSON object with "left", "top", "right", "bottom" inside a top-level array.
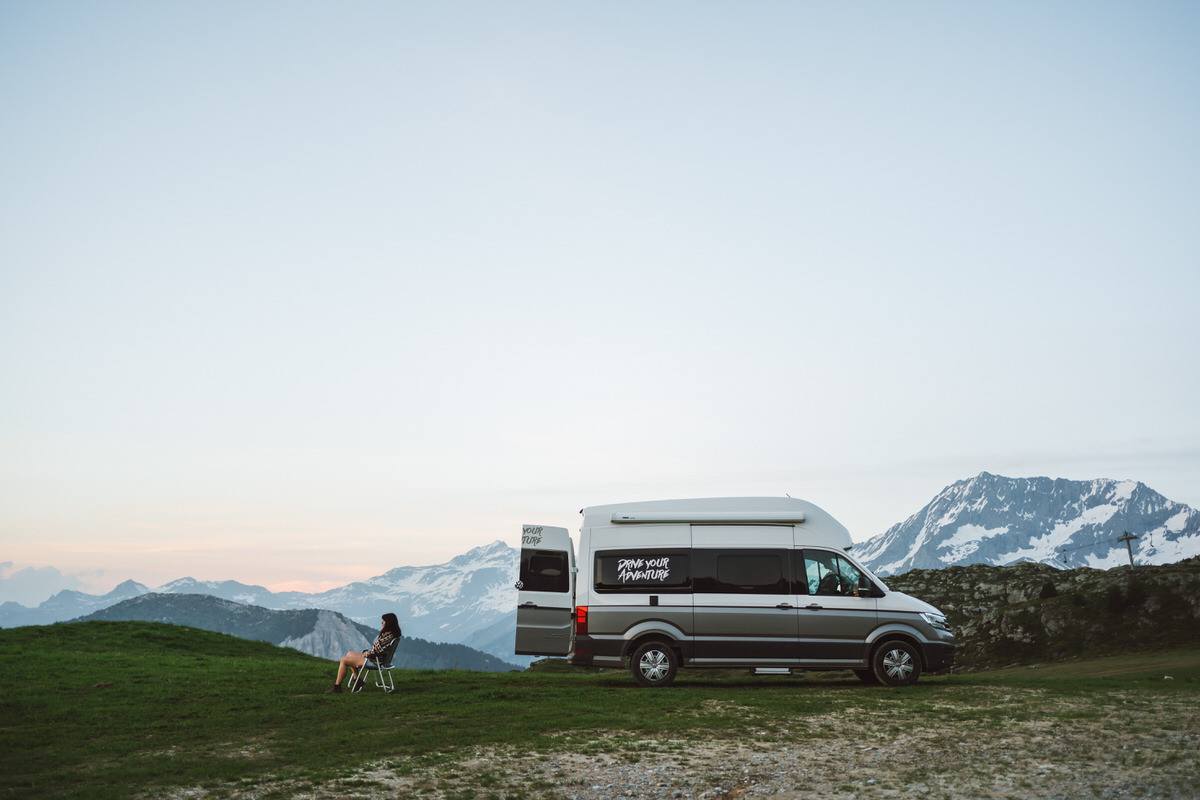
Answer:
[{"left": 574, "top": 605, "right": 588, "bottom": 636}]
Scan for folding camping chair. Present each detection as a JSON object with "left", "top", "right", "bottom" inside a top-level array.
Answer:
[{"left": 348, "top": 637, "right": 400, "bottom": 694}]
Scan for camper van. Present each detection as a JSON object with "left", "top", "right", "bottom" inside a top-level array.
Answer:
[{"left": 515, "top": 497, "right": 954, "bottom": 687}]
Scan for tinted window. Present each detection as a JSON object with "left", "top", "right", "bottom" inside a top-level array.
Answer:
[
  {"left": 595, "top": 551, "right": 689, "bottom": 592},
  {"left": 693, "top": 549, "right": 789, "bottom": 594},
  {"left": 519, "top": 549, "right": 569, "bottom": 593},
  {"left": 804, "top": 550, "right": 870, "bottom": 597}
]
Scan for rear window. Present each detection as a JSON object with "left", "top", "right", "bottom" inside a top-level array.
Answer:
[
  {"left": 519, "top": 549, "right": 569, "bottom": 593},
  {"left": 693, "top": 549, "right": 790, "bottom": 594},
  {"left": 594, "top": 551, "right": 690, "bottom": 592}
]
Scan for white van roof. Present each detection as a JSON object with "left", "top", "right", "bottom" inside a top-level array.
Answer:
[{"left": 580, "top": 496, "right": 852, "bottom": 548}]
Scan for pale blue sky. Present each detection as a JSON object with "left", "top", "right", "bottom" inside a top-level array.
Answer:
[{"left": 2, "top": 1, "right": 1198, "bottom": 595}]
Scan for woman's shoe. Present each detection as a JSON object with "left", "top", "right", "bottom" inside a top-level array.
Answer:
[{"left": 326, "top": 683, "right": 342, "bottom": 693}]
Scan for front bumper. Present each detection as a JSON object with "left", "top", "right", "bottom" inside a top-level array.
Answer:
[{"left": 922, "top": 641, "right": 955, "bottom": 673}]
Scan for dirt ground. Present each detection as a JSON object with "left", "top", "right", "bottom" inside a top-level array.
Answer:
[{"left": 217, "top": 688, "right": 1200, "bottom": 800}]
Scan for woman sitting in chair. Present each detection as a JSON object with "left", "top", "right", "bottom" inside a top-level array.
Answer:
[{"left": 328, "top": 612, "right": 401, "bottom": 693}]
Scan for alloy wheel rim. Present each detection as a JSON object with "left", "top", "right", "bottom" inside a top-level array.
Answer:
[
  {"left": 639, "top": 649, "right": 669, "bottom": 681},
  {"left": 882, "top": 648, "right": 914, "bottom": 680}
]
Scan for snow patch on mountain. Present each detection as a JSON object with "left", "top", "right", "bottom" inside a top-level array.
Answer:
[
  {"left": 858, "top": 472, "right": 1200, "bottom": 576},
  {"left": 994, "top": 501, "right": 1120, "bottom": 564},
  {"left": 937, "top": 524, "right": 1009, "bottom": 563}
]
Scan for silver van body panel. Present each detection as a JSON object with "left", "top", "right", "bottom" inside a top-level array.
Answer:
[
  {"left": 588, "top": 609, "right": 692, "bottom": 642},
  {"left": 866, "top": 621, "right": 933, "bottom": 645},
  {"left": 878, "top": 590, "right": 941, "bottom": 616},
  {"left": 538, "top": 497, "right": 952, "bottom": 672},
  {"left": 871, "top": 610, "right": 956, "bottom": 645}
]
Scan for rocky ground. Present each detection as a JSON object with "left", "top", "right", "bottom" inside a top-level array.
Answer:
[
  {"left": 179, "top": 683, "right": 1200, "bottom": 800},
  {"left": 885, "top": 557, "right": 1200, "bottom": 670}
]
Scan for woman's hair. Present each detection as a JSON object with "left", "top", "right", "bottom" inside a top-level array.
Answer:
[{"left": 380, "top": 613, "right": 401, "bottom": 637}]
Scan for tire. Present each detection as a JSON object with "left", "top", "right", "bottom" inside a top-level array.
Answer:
[
  {"left": 872, "top": 640, "right": 922, "bottom": 687},
  {"left": 853, "top": 668, "right": 879, "bottom": 685},
  {"left": 630, "top": 640, "right": 679, "bottom": 687}
]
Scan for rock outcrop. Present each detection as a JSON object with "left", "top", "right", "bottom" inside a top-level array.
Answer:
[{"left": 886, "top": 557, "right": 1200, "bottom": 670}]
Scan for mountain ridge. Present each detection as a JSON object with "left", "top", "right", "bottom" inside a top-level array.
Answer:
[
  {"left": 1, "top": 539, "right": 524, "bottom": 664},
  {"left": 8, "top": 473, "right": 1200, "bottom": 659},
  {"left": 75, "top": 593, "right": 516, "bottom": 670},
  {"left": 857, "top": 472, "right": 1200, "bottom": 576}
]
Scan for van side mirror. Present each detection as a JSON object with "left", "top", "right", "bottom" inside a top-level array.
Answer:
[{"left": 854, "top": 581, "right": 883, "bottom": 599}]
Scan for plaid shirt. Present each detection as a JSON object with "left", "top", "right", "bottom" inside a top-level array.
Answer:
[{"left": 365, "top": 630, "right": 399, "bottom": 661}]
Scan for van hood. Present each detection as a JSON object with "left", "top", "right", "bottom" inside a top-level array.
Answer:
[{"left": 879, "top": 590, "right": 943, "bottom": 616}]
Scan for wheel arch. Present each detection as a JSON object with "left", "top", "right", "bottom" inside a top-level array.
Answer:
[
  {"left": 868, "top": 630, "right": 926, "bottom": 669},
  {"left": 621, "top": 622, "right": 687, "bottom": 663}
]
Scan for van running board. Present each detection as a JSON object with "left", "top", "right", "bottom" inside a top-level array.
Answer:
[{"left": 752, "top": 667, "right": 793, "bottom": 675}]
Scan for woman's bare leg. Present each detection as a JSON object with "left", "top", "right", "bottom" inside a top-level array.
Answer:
[{"left": 335, "top": 650, "right": 366, "bottom": 685}]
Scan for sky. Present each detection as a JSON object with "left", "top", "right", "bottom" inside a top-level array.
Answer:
[{"left": 2, "top": 1, "right": 1198, "bottom": 601}]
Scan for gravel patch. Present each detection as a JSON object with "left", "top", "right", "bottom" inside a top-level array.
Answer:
[{"left": 166, "top": 690, "right": 1200, "bottom": 800}]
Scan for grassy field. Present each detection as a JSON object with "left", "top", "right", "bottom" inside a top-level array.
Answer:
[{"left": 1, "top": 622, "right": 1198, "bottom": 799}]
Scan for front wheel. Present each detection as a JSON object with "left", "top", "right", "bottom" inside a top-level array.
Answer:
[
  {"left": 872, "top": 640, "right": 922, "bottom": 686},
  {"left": 630, "top": 640, "right": 678, "bottom": 687}
]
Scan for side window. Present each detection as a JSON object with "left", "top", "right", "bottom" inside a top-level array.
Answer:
[
  {"left": 693, "top": 550, "right": 789, "bottom": 594},
  {"left": 519, "top": 549, "right": 569, "bottom": 593},
  {"left": 594, "top": 551, "right": 690, "bottom": 592},
  {"left": 836, "top": 556, "right": 866, "bottom": 591},
  {"left": 804, "top": 550, "right": 871, "bottom": 597}
]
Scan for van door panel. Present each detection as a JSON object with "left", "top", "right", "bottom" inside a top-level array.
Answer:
[
  {"left": 515, "top": 525, "right": 575, "bottom": 657},
  {"left": 795, "top": 548, "right": 877, "bottom": 665},
  {"left": 690, "top": 537, "right": 800, "bottom": 663}
]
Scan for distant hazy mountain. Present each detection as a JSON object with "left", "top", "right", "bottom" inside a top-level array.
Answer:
[
  {"left": 155, "top": 577, "right": 309, "bottom": 608},
  {"left": 0, "top": 562, "right": 88, "bottom": 606},
  {"left": 75, "top": 593, "right": 516, "bottom": 670},
  {"left": 0, "top": 579, "right": 149, "bottom": 627},
  {"left": 856, "top": 472, "right": 1200, "bottom": 576},
  {"left": 149, "top": 540, "right": 522, "bottom": 662},
  {"left": 0, "top": 541, "right": 523, "bottom": 663}
]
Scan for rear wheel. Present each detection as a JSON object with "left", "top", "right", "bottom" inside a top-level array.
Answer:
[
  {"left": 853, "top": 668, "right": 879, "bottom": 684},
  {"left": 630, "top": 640, "right": 678, "bottom": 687},
  {"left": 872, "top": 640, "right": 922, "bottom": 686}
]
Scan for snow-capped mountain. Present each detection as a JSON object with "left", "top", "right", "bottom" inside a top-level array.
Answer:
[
  {"left": 150, "top": 541, "right": 521, "bottom": 661},
  {"left": 0, "top": 540, "right": 523, "bottom": 663},
  {"left": 856, "top": 472, "right": 1200, "bottom": 576},
  {"left": 283, "top": 539, "right": 519, "bottom": 655}
]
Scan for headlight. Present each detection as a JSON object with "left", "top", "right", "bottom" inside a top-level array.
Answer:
[{"left": 920, "top": 611, "right": 951, "bottom": 632}]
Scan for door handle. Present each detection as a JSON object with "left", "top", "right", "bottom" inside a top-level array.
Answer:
[
  {"left": 775, "top": 603, "right": 793, "bottom": 610},
  {"left": 519, "top": 602, "right": 537, "bottom": 608},
  {"left": 805, "top": 603, "right": 824, "bottom": 610}
]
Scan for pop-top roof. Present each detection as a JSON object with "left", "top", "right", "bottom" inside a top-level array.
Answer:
[{"left": 580, "top": 496, "right": 851, "bottom": 547}]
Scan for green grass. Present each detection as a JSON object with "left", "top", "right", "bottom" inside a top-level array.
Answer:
[{"left": 1, "top": 622, "right": 1198, "bottom": 799}]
